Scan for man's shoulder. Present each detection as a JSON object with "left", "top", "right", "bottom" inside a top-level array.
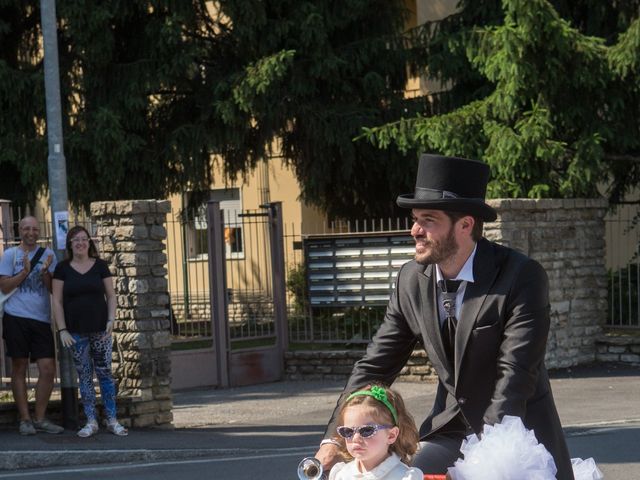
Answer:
[
  {"left": 482, "top": 239, "right": 546, "bottom": 280},
  {"left": 483, "top": 238, "right": 534, "bottom": 264},
  {"left": 1, "top": 246, "right": 17, "bottom": 257},
  {"left": 398, "top": 259, "right": 425, "bottom": 277},
  {"left": 0, "top": 247, "right": 17, "bottom": 272},
  {"left": 41, "top": 246, "right": 56, "bottom": 257}
]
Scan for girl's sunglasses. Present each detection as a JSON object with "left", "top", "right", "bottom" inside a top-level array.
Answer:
[{"left": 336, "top": 424, "right": 392, "bottom": 439}]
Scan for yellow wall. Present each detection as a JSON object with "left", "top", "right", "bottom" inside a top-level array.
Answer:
[{"left": 166, "top": 156, "right": 326, "bottom": 301}]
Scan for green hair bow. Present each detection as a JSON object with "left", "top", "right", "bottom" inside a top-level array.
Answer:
[{"left": 346, "top": 385, "right": 398, "bottom": 424}]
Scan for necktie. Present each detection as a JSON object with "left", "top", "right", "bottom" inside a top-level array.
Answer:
[{"left": 439, "top": 279, "right": 463, "bottom": 366}]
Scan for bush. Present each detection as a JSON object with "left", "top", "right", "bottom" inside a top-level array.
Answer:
[
  {"left": 608, "top": 264, "right": 639, "bottom": 326},
  {"left": 286, "top": 263, "right": 308, "bottom": 314}
]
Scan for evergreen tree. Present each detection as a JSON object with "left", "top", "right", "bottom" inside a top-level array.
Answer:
[
  {"left": 52, "top": 1, "right": 214, "bottom": 205},
  {"left": 366, "top": 0, "right": 640, "bottom": 201},
  {"left": 0, "top": 1, "right": 47, "bottom": 207},
  {"left": 363, "top": 0, "right": 640, "bottom": 202},
  {"left": 211, "top": 0, "right": 430, "bottom": 218},
  {"left": 0, "top": 0, "right": 424, "bottom": 218}
]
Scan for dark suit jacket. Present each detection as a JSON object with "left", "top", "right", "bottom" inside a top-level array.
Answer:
[{"left": 326, "top": 238, "right": 574, "bottom": 480}]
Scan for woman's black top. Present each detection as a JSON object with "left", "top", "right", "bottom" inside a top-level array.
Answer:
[{"left": 53, "top": 258, "right": 112, "bottom": 334}]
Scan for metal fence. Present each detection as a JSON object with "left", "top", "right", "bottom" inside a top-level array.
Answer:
[
  {"left": 284, "top": 217, "right": 414, "bottom": 345},
  {"left": 606, "top": 206, "right": 640, "bottom": 329},
  {"left": 285, "top": 207, "right": 640, "bottom": 342},
  {"left": 165, "top": 205, "right": 276, "bottom": 349}
]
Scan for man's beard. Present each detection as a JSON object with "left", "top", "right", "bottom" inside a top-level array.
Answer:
[{"left": 414, "top": 226, "right": 458, "bottom": 265}]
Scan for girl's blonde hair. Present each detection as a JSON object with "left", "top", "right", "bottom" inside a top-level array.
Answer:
[{"left": 334, "top": 384, "right": 419, "bottom": 465}]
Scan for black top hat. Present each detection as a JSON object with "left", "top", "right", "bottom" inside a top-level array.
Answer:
[{"left": 396, "top": 154, "right": 497, "bottom": 221}]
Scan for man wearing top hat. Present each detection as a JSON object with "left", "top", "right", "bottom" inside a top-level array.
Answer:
[{"left": 315, "top": 154, "right": 574, "bottom": 479}]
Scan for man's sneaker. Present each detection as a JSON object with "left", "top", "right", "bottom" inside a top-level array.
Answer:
[
  {"left": 19, "top": 420, "right": 36, "bottom": 436},
  {"left": 77, "top": 421, "right": 99, "bottom": 438},
  {"left": 32, "top": 418, "right": 64, "bottom": 434}
]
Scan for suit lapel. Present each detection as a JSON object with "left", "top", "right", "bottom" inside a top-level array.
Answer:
[
  {"left": 418, "top": 264, "right": 456, "bottom": 393},
  {"left": 454, "top": 239, "right": 499, "bottom": 383}
]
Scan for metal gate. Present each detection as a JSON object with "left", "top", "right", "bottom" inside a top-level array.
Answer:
[{"left": 170, "top": 201, "right": 288, "bottom": 389}]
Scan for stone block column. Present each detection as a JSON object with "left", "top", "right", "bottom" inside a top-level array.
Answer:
[
  {"left": 485, "top": 199, "right": 609, "bottom": 368},
  {"left": 90, "top": 200, "right": 173, "bottom": 428}
]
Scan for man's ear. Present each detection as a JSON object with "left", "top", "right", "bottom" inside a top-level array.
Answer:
[{"left": 459, "top": 215, "right": 475, "bottom": 235}]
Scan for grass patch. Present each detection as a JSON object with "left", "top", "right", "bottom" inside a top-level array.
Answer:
[
  {"left": 171, "top": 339, "right": 213, "bottom": 351},
  {"left": 603, "top": 327, "right": 640, "bottom": 337},
  {"left": 231, "top": 337, "right": 276, "bottom": 350},
  {"left": 288, "top": 342, "right": 367, "bottom": 351}
]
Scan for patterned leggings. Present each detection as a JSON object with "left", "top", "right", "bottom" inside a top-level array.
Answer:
[{"left": 70, "top": 333, "right": 117, "bottom": 423}]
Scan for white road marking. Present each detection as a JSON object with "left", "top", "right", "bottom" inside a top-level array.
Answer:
[{"left": 0, "top": 447, "right": 314, "bottom": 478}]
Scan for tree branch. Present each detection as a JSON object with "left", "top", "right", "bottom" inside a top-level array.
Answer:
[{"left": 604, "top": 154, "right": 640, "bottom": 163}]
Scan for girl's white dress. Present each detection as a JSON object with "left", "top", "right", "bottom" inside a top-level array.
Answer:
[
  {"left": 329, "top": 453, "right": 423, "bottom": 480},
  {"left": 447, "top": 415, "right": 604, "bottom": 480}
]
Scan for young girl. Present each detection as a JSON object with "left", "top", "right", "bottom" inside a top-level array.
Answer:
[{"left": 329, "top": 384, "right": 423, "bottom": 480}]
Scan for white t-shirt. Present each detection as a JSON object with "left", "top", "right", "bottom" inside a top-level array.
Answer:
[{"left": 0, "top": 246, "right": 57, "bottom": 323}]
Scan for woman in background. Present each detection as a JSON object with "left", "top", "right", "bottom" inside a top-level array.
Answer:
[{"left": 52, "top": 225, "right": 127, "bottom": 438}]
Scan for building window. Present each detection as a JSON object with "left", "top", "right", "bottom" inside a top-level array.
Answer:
[{"left": 187, "top": 188, "right": 244, "bottom": 260}]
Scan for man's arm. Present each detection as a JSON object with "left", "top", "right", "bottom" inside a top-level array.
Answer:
[
  {"left": 0, "top": 249, "right": 29, "bottom": 294},
  {"left": 315, "top": 264, "right": 419, "bottom": 470},
  {"left": 41, "top": 254, "right": 54, "bottom": 293},
  {"left": 483, "top": 259, "right": 551, "bottom": 424}
]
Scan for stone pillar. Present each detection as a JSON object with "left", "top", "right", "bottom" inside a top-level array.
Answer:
[
  {"left": 0, "top": 199, "right": 14, "bottom": 251},
  {"left": 90, "top": 200, "right": 173, "bottom": 428},
  {"left": 485, "top": 199, "right": 609, "bottom": 368}
]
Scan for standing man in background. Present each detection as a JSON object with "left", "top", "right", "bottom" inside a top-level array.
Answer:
[{"left": 0, "top": 216, "right": 63, "bottom": 435}]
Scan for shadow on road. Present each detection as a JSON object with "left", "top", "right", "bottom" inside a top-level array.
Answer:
[
  {"left": 550, "top": 362, "right": 640, "bottom": 379},
  {"left": 566, "top": 424, "right": 640, "bottom": 464}
]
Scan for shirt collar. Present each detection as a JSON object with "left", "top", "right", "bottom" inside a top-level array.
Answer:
[
  {"left": 351, "top": 453, "right": 402, "bottom": 478},
  {"left": 435, "top": 243, "right": 477, "bottom": 284}
]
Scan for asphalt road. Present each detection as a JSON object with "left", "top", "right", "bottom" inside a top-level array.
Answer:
[
  {"left": 0, "top": 363, "right": 637, "bottom": 479},
  {"left": 0, "top": 421, "right": 637, "bottom": 479},
  {"left": 0, "top": 450, "right": 308, "bottom": 480}
]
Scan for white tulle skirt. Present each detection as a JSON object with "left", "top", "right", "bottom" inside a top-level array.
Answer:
[{"left": 447, "top": 415, "right": 604, "bottom": 480}]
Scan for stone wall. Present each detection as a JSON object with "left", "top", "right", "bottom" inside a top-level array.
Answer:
[
  {"left": 91, "top": 200, "right": 173, "bottom": 428},
  {"left": 596, "top": 335, "right": 640, "bottom": 365},
  {"left": 285, "top": 338, "right": 639, "bottom": 382},
  {"left": 285, "top": 350, "right": 438, "bottom": 382},
  {"left": 287, "top": 198, "right": 609, "bottom": 379},
  {"left": 485, "top": 198, "right": 608, "bottom": 368}
]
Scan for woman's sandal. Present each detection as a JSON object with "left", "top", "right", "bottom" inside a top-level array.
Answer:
[
  {"left": 107, "top": 421, "right": 128, "bottom": 436},
  {"left": 77, "top": 422, "right": 99, "bottom": 438}
]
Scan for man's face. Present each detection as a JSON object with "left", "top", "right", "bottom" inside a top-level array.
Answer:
[
  {"left": 19, "top": 217, "right": 40, "bottom": 248},
  {"left": 410, "top": 209, "right": 458, "bottom": 265}
]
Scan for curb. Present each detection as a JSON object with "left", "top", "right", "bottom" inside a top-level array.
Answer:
[
  {"left": 0, "top": 448, "right": 237, "bottom": 471},
  {"left": 0, "top": 446, "right": 313, "bottom": 471}
]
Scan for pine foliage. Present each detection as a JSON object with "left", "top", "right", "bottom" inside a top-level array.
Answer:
[
  {"left": 0, "top": 0, "right": 423, "bottom": 218},
  {"left": 362, "top": 0, "right": 640, "bottom": 201},
  {"left": 0, "top": 2, "right": 47, "bottom": 206}
]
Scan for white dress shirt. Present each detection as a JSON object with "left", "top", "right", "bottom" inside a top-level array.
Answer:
[{"left": 435, "top": 243, "right": 477, "bottom": 327}]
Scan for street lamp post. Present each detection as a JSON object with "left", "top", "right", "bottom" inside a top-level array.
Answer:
[{"left": 40, "top": 0, "right": 78, "bottom": 429}]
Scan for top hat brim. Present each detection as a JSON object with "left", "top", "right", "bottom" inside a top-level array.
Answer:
[{"left": 396, "top": 194, "right": 497, "bottom": 222}]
